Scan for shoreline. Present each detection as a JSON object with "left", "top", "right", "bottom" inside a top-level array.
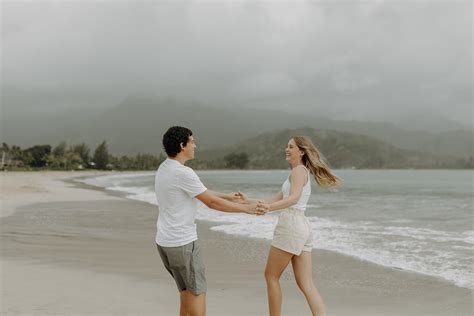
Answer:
[
  {"left": 2, "top": 168, "right": 473, "bottom": 173},
  {"left": 1, "top": 171, "right": 472, "bottom": 315},
  {"left": 71, "top": 171, "right": 473, "bottom": 291}
]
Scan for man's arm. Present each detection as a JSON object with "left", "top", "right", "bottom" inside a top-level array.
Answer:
[
  {"left": 234, "top": 191, "right": 284, "bottom": 204},
  {"left": 207, "top": 190, "right": 238, "bottom": 202},
  {"left": 195, "top": 190, "right": 266, "bottom": 215}
]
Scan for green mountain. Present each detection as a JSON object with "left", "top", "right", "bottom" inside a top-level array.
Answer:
[
  {"left": 2, "top": 95, "right": 472, "bottom": 158},
  {"left": 192, "top": 127, "right": 469, "bottom": 169}
]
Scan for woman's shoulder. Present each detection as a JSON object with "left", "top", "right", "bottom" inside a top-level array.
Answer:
[
  {"left": 293, "top": 164, "right": 309, "bottom": 173},
  {"left": 289, "top": 165, "right": 307, "bottom": 178}
]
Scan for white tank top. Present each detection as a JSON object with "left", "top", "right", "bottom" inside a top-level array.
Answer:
[{"left": 281, "top": 165, "right": 311, "bottom": 211}]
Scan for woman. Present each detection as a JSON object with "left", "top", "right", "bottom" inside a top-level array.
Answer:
[{"left": 237, "top": 136, "right": 341, "bottom": 316}]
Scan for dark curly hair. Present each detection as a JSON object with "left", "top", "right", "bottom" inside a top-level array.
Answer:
[{"left": 162, "top": 126, "right": 193, "bottom": 158}]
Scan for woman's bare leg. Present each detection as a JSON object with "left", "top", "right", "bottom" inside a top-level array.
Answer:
[
  {"left": 264, "top": 246, "right": 294, "bottom": 316},
  {"left": 291, "top": 251, "right": 326, "bottom": 316}
]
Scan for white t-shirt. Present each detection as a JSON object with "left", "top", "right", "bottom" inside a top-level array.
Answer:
[{"left": 155, "top": 158, "right": 207, "bottom": 247}]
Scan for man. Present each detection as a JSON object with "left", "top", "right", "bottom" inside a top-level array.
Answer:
[{"left": 155, "top": 126, "right": 266, "bottom": 316}]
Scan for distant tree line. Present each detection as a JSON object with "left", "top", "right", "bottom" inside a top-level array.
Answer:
[
  {"left": 0, "top": 141, "right": 167, "bottom": 171},
  {"left": 0, "top": 141, "right": 252, "bottom": 171},
  {"left": 2, "top": 140, "right": 471, "bottom": 171}
]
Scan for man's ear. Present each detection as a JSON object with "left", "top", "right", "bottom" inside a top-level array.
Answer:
[{"left": 180, "top": 142, "right": 186, "bottom": 150}]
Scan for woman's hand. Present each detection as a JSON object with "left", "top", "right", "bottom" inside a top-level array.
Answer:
[
  {"left": 256, "top": 201, "right": 270, "bottom": 214},
  {"left": 245, "top": 202, "right": 268, "bottom": 216}
]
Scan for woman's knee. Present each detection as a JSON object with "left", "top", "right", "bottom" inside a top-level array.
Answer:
[
  {"left": 264, "top": 268, "right": 280, "bottom": 283},
  {"left": 295, "top": 277, "right": 314, "bottom": 293}
]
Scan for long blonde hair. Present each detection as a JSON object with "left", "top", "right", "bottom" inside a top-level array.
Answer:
[{"left": 293, "top": 136, "right": 342, "bottom": 188}]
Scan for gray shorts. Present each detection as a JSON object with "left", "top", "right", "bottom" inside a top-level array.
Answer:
[{"left": 156, "top": 240, "right": 207, "bottom": 295}]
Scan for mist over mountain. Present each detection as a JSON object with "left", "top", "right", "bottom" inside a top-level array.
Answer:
[
  {"left": 193, "top": 127, "right": 467, "bottom": 169},
  {"left": 233, "top": 96, "right": 472, "bottom": 133},
  {"left": 2, "top": 96, "right": 472, "bottom": 159}
]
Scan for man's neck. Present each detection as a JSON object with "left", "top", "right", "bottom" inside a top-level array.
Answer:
[{"left": 169, "top": 155, "right": 187, "bottom": 165}]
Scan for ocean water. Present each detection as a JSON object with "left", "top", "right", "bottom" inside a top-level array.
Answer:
[{"left": 76, "top": 169, "right": 473, "bottom": 289}]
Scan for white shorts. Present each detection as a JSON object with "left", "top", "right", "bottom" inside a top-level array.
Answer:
[{"left": 271, "top": 208, "right": 313, "bottom": 255}]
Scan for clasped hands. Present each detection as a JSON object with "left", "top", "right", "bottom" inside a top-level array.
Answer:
[{"left": 229, "top": 191, "right": 269, "bottom": 216}]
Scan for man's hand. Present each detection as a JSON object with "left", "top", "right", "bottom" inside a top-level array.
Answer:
[
  {"left": 228, "top": 191, "right": 249, "bottom": 204},
  {"left": 228, "top": 191, "right": 246, "bottom": 203},
  {"left": 233, "top": 191, "right": 249, "bottom": 203}
]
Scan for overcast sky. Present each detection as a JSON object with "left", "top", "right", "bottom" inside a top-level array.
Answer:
[{"left": 2, "top": 0, "right": 472, "bottom": 126}]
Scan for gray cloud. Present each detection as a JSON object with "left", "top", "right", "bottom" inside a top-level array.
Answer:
[{"left": 2, "top": 0, "right": 472, "bottom": 127}]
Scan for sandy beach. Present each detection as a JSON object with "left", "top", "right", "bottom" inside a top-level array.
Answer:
[{"left": 0, "top": 171, "right": 472, "bottom": 315}]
